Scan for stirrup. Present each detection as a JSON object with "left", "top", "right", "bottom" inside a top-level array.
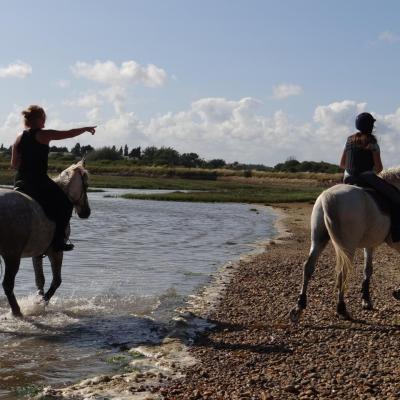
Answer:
[
  {"left": 63, "top": 242, "right": 74, "bottom": 251},
  {"left": 62, "top": 239, "right": 74, "bottom": 251},
  {"left": 53, "top": 239, "right": 75, "bottom": 252}
]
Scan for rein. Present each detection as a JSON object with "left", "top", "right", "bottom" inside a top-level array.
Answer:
[{"left": 65, "top": 171, "right": 88, "bottom": 206}]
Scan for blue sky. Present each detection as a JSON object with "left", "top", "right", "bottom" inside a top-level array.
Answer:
[{"left": 1, "top": 1, "right": 400, "bottom": 165}]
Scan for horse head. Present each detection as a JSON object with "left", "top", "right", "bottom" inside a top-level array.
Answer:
[{"left": 55, "top": 160, "right": 91, "bottom": 219}]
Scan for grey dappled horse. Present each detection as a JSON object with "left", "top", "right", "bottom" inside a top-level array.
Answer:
[
  {"left": 0, "top": 160, "right": 90, "bottom": 317},
  {"left": 290, "top": 167, "right": 400, "bottom": 322}
]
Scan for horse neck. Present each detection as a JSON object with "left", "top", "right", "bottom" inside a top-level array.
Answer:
[
  {"left": 380, "top": 168, "right": 400, "bottom": 190},
  {"left": 53, "top": 174, "right": 70, "bottom": 196}
]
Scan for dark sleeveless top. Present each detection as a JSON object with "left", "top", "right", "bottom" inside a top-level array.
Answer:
[
  {"left": 16, "top": 129, "right": 49, "bottom": 181},
  {"left": 344, "top": 135, "right": 380, "bottom": 176}
]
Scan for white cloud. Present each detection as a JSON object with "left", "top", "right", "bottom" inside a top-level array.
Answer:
[
  {"left": 86, "top": 107, "right": 101, "bottom": 123},
  {"left": 0, "top": 111, "right": 23, "bottom": 146},
  {"left": 64, "top": 94, "right": 103, "bottom": 108},
  {"left": 313, "top": 100, "right": 367, "bottom": 145},
  {"left": 5, "top": 97, "right": 400, "bottom": 168},
  {"left": 143, "top": 98, "right": 400, "bottom": 166},
  {"left": 378, "top": 31, "right": 400, "bottom": 43},
  {"left": 60, "top": 111, "right": 147, "bottom": 150},
  {"left": 57, "top": 79, "right": 70, "bottom": 88},
  {"left": 71, "top": 60, "right": 167, "bottom": 87},
  {"left": 101, "top": 86, "right": 127, "bottom": 114},
  {"left": 144, "top": 97, "right": 313, "bottom": 162},
  {"left": 0, "top": 61, "right": 32, "bottom": 79},
  {"left": 272, "top": 83, "right": 303, "bottom": 99}
]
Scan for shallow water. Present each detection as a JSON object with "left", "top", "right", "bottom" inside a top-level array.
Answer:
[{"left": 0, "top": 189, "right": 276, "bottom": 398}]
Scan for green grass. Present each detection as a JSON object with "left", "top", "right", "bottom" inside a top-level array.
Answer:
[
  {"left": 0, "top": 170, "right": 14, "bottom": 186},
  {"left": 0, "top": 157, "right": 342, "bottom": 183},
  {"left": 0, "top": 160, "right": 330, "bottom": 203},
  {"left": 0, "top": 169, "right": 324, "bottom": 204},
  {"left": 120, "top": 186, "right": 323, "bottom": 204},
  {"left": 14, "top": 384, "right": 44, "bottom": 397}
]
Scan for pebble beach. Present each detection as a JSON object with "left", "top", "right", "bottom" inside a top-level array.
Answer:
[{"left": 160, "top": 203, "right": 400, "bottom": 399}]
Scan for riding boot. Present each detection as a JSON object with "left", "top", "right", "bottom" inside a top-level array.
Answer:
[
  {"left": 52, "top": 237, "right": 74, "bottom": 252},
  {"left": 390, "top": 208, "right": 400, "bottom": 242},
  {"left": 52, "top": 225, "right": 74, "bottom": 252}
]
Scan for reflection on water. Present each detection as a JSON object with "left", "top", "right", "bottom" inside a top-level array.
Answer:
[{"left": 0, "top": 189, "right": 276, "bottom": 399}]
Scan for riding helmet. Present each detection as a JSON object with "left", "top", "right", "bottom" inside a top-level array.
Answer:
[{"left": 355, "top": 112, "right": 376, "bottom": 133}]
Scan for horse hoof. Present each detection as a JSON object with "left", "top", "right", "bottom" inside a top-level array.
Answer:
[
  {"left": 393, "top": 289, "right": 400, "bottom": 301},
  {"left": 289, "top": 307, "right": 302, "bottom": 323},
  {"left": 337, "top": 311, "right": 352, "bottom": 321},
  {"left": 361, "top": 300, "right": 373, "bottom": 310},
  {"left": 39, "top": 297, "right": 49, "bottom": 306}
]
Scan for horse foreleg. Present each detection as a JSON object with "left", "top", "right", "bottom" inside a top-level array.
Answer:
[
  {"left": 2, "top": 255, "right": 22, "bottom": 317},
  {"left": 361, "top": 248, "right": 374, "bottom": 310},
  {"left": 289, "top": 239, "right": 328, "bottom": 323},
  {"left": 43, "top": 251, "right": 63, "bottom": 303},
  {"left": 33, "top": 256, "right": 45, "bottom": 297}
]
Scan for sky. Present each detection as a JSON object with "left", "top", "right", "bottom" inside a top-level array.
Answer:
[{"left": 1, "top": 0, "right": 400, "bottom": 166}]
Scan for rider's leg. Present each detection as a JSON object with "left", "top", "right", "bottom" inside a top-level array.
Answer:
[
  {"left": 360, "top": 172, "right": 400, "bottom": 241},
  {"left": 359, "top": 172, "right": 400, "bottom": 203},
  {"left": 40, "top": 178, "right": 73, "bottom": 251}
]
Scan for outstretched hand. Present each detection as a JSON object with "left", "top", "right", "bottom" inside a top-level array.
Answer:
[{"left": 85, "top": 126, "right": 97, "bottom": 135}]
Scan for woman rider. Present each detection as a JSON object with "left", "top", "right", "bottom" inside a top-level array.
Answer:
[
  {"left": 11, "top": 105, "right": 96, "bottom": 251},
  {"left": 340, "top": 112, "right": 400, "bottom": 241}
]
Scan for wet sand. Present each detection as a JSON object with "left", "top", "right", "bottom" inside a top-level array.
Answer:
[{"left": 160, "top": 203, "right": 400, "bottom": 399}]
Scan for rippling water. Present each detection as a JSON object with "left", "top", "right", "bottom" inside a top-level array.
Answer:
[{"left": 0, "top": 189, "right": 276, "bottom": 399}]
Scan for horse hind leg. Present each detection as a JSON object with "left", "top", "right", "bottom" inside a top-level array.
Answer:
[
  {"left": 2, "top": 255, "right": 22, "bottom": 317},
  {"left": 335, "top": 248, "right": 354, "bottom": 320},
  {"left": 361, "top": 248, "right": 374, "bottom": 310}
]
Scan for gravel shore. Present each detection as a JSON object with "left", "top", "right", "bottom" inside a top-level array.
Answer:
[{"left": 160, "top": 203, "right": 400, "bottom": 399}]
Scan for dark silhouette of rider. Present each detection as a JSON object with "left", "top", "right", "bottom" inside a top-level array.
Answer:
[{"left": 11, "top": 105, "right": 96, "bottom": 251}]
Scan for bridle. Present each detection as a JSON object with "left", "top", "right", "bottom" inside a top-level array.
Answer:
[{"left": 66, "top": 169, "right": 88, "bottom": 206}]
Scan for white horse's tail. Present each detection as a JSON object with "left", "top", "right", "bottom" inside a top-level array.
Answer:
[{"left": 321, "top": 192, "right": 353, "bottom": 292}]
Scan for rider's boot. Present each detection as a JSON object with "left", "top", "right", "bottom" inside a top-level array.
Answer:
[{"left": 53, "top": 238, "right": 74, "bottom": 252}]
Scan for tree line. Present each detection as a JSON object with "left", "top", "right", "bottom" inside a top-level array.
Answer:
[{"left": 0, "top": 143, "right": 341, "bottom": 173}]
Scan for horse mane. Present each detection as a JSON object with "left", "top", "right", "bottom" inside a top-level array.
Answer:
[
  {"left": 379, "top": 167, "right": 400, "bottom": 186},
  {"left": 53, "top": 162, "right": 88, "bottom": 186}
]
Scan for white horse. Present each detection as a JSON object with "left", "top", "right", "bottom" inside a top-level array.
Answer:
[
  {"left": 0, "top": 160, "right": 90, "bottom": 317},
  {"left": 289, "top": 167, "right": 400, "bottom": 321}
]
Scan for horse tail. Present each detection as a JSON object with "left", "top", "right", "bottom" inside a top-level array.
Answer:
[{"left": 321, "top": 191, "right": 353, "bottom": 292}]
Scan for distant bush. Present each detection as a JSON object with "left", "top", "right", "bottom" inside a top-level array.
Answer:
[
  {"left": 243, "top": 169, "right": 252, "bottom": 178},
  {"left": 274, "top": 159, "right": 340, "bottom": 173},
  {"left": 49, "top": 152, "right": 75, "bottom": 161},
  {"left": 86, "top": 147, "right": 122, "bottom": 161},
  {"left": 177, "top": 170, "right": 217, "bottom": 180}
]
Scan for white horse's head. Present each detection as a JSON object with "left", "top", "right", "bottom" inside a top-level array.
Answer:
[{"left": 55, "top": 159, "right": 91, "bottom": 219}]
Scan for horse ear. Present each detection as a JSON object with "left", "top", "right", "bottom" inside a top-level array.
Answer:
[{"left": 80, "top": 155, "right": 86, "bottom": 167}]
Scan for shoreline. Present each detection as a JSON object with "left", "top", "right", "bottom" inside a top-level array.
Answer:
[
  {"left": 159, "top": 202, "right": 400, "bottom": 399},
  {"left": 39, "top": 204, "right": 281, "bottom": 400},
  {"left": 34, "top": 202, "right": 400, "bottom": 398}
]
